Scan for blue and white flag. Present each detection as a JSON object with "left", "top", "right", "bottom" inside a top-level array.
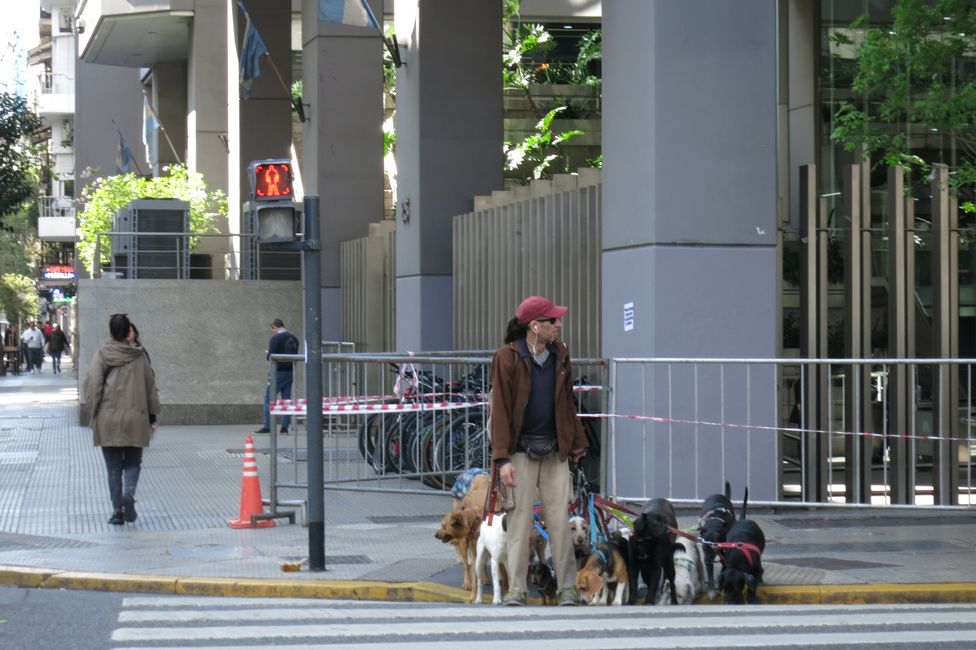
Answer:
[
  {"left": 318, "top": 0, "right": 380, "bottom": 29},
  {"left": 238, "top": 1, "right": 268, "bottom": 99},
  {"left": 116, "top": 129, "right": 136, "bottom": 174}
]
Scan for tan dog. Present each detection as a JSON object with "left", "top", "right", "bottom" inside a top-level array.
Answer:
[
  {"left": 436, "top": 473, "right": 492, "bottom": 591},
  {"left": 454, "top": 473, "right": 490, "bottom": 512},
  {"left": 435, "top": 508, "right": 482, "bottom": 591},
  {"left": 575, "top": 537, "right": 630, "bottom": 606}
]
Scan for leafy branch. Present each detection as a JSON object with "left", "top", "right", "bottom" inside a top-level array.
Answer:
[{"left": 76, "top": 165, "right": 226, "bottom": 275}]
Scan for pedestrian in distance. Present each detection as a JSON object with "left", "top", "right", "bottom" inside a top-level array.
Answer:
[
  {"left": 84, "top": 313, "right": 160, "bottom": 526},
  {"left": 21, "top": 322, "right": 44, "bottom": 374},
  {"left": 490, "top": 295, "right": 589, "bottom": 606},
  {"left": 255, "top": 318, "right": 299, "bottom": 435},
  {"left": 46, "top": 324, "right": 69, "bottom": 374}
]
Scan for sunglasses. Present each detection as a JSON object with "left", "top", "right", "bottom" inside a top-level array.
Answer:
[{"left": 535, "top": 317, "right": 557, "bottom": 324}]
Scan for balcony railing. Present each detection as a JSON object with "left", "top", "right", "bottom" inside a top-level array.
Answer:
[
  {"left": 38, "top": 72, "right": 74, "bottom": 95},
  {"left": 38, "top": 196, "right": 75, "bottom": 219}
]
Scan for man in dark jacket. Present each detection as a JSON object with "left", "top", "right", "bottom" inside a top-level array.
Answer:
[
  {"left": 490, "top": 295, "right": 589, "bottom": 606},
  {"left": 256, "top": 318, "right": 297, "bottom": 434}
]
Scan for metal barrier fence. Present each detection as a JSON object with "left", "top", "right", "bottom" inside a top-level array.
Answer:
[
  {"left": 262, "top": 353, "right": 976, "bottom": 519},
  {"left": 609, "top": 358, "right": 976, "bottom": 509},
  {"left": 264, "top": 352, "right": 607, "bottom": 518}
]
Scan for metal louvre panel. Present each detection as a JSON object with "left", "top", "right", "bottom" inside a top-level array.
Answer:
[{"left": 451, "top": 170, "right": 602, "bottom": 357}]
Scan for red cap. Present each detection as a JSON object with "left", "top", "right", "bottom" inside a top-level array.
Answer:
[{"left": 516, "top": 295, "right": 568, "bottom": 325}]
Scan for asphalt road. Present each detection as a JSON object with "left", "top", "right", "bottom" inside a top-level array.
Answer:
[{"left": 5, "top": 586, "right": 976, "bottom": 649}]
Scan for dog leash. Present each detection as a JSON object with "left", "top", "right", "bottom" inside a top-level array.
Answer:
[{"left": 484, "top": 461, "right": 499, "bottom": 526}]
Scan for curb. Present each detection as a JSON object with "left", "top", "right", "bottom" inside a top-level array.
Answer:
[{"left": 2, "top": 566, "right": 975, "bottom": 605}]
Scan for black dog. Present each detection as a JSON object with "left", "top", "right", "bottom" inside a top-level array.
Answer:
[
  {"left": 628, "top": 498, "right": 680, "bottom": 605},
  {"left": 697, "top": 481, "right": 736, "bottom": 600},
  {"left": 717, "top": 487, "right": 765, "bottom": 605}
]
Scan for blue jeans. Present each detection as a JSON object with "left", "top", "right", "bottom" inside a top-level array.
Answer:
[
  {"left": 50, "top": 350, "right": 62, "bottom": 372},
  {"left": 101, "top": 446, "right": 143, "bottom": 512},
  {"left": 263, "top": 369, "right": 293, "bottom": 429}
]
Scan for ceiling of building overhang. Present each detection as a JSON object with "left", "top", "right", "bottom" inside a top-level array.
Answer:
[{"left": 81, "top": 11, "right": 192, "bottom": 68}]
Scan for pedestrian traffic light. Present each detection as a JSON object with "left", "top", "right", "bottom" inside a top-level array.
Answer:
[
  {"left": 247, "top": 159, "right": 297, "bottom": 244},
  {"left": 249, "top": 159, "right": 293, "bottom": 201}
]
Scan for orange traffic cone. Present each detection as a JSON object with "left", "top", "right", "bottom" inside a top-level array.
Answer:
[{"left": 229, "top": 434, "right": 276, "bottom": 529}]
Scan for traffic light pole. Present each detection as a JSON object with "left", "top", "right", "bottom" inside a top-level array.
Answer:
[{"left": 302, "top": 195, "right": 325, "bottom": 571}]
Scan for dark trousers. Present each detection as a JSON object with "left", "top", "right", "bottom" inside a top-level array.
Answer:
[
  {"left": 50, "top": 350, "right": 62, "bottom": 372},
  {"left": 262, "top": 369, "right": 293, "bottom": 429},
  {"left": 101, "top": 446, "right": 143, "bottom": 512}
]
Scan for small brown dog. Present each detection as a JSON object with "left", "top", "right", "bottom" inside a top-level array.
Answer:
[
  {"left": 436, "top": 473, "right": 492, "bottom": 591},
  {"left": 435, "top": 508, "right": 482, "bottom": 591},
  {"left": 576, "top": 536, "right": 630, "bottom": 606}
]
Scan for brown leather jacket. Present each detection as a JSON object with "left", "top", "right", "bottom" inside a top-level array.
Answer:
[{"left": 489, "top": 338, "right": 588, "bottom": 462}]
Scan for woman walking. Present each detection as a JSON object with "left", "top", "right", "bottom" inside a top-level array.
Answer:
[
  {"left": 47, "top": 324, "right": 69, "bottom": 373},
  {"left": 84, "top": 314, "right": 160, "bottom": 525}
]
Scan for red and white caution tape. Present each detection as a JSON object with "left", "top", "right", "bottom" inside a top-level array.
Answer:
[
  {"left": 579, "top": 411, "right": 976, "bottom": 444},
  {"left": 271, "top": 399, "right": 486, "bottom": 416}
]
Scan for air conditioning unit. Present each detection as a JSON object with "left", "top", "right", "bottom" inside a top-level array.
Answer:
[
  {"left": 109, "top": 199, "right": 190, "bottom": 279},
  {"left": 241, "top": 201, "right": 302, "bottom": 281}
]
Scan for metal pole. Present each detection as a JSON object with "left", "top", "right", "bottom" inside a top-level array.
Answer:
[{"left": 304, "top": 195, "right": 325, "bottom": 570}]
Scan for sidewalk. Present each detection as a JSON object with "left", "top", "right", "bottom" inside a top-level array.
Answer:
[{"left": 1, "top": 361, "right": 975, "bottom": 604}]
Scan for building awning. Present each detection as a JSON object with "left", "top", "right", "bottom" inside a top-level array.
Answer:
[{"left": 81, "top": 10, "right": 193, "bottom": 68}]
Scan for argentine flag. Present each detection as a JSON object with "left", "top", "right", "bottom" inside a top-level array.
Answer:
[{"left": 318, "top": 0, "right": 380, "bottom": 29}]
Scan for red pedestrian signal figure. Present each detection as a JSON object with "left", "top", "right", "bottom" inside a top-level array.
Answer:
[{"left": 252, "top": 161, "right": 293, "bottom": 200}]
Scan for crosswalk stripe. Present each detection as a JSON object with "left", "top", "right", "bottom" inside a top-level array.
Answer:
[
  {"left": 112, "top": 629, "right": 976, "bottom": 650},
  {"left": 116, "top": 604, "right": 976, "bottom": 624},
  {"left": 110, "top": 610, "right": 976, "bottom": 642},
  {"left": 121, "top": 597, "right": 419, "bottom": 608}
]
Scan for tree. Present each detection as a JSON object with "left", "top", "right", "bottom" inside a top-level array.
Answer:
[
  {"left": 76, "top": 165, "right": 227, "bottom": 275},
  {"left": 0, "top": 273, "right": 38, "bottom": 324},
  {"left": 0, "top": 92, "right": 42, "bottom": 221},
  {"left": 830, "top": 0, "right": 976, "bottom": 211}
]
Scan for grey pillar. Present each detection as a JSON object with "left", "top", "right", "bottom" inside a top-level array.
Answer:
[
  {"left": 232, "top": 1, "right": 291, "bottom": 234},
  {"left": 151, "top": 62, "right": 188, "bottom": 173},
  {"left": 886, "top": 164, "right": 912, "bottom": 503},
  {"left": 393, "top": 0, "right": 502, "bottom": 351},
  {"left": 799, "top": 165, "right": 829, "bottom": 502},
  {"left": 188, "top": 0, "right": 229, "bottom": 198},
  {"left": 842, "top": 162, "right": 872, "bottom": 503},
  {"left": 930, "top": 164, "right": 960, "bottom": 505},
  {"left": 602, "top": 1, "right": 779, "bottom": 500},
  {"left": 302, "top": 0, "right": 385, "bottom": 341}
]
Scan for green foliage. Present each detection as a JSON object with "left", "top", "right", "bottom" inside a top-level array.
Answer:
[
  {"left": 0, "top": 232, "right": 38, "bottom": 277},
  {"left": 76, "top": 165, "right": 226, "bottom": 275},
  {"left": 829, "top": 0, "right": 976, "bottom": 209},
  {"left": 0, "top": 273, "right": 39, "bottom": 323},
  {"left": 502, "top": 0, "right": 601, "bottom": 118},
  {"left": 0, "top": 92, "right": 42, "bottom": 221},
  {"left": 504, "top": 106, "right": 584, "bottom": 183}
]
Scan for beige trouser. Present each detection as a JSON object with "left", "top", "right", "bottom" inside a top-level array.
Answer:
[{"left": 504, "top": 451, "right": 575, "bottom": 595}]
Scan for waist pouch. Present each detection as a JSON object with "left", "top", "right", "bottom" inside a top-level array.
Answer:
[{"left": 519, "top": 433, "right": 558, "bottom": 460}]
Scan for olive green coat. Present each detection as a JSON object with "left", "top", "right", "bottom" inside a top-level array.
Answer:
[{"left": 84, "top": 341, "right": 160, "bottom": 447}]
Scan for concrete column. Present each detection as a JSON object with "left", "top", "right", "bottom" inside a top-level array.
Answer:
[
  {"left": 188, "top": 0, "right": 229, "bottom": 199},
  {"left": 188, "top": 0, "right": 230, "bottom": 272},
  {"left": 602, "top": 1, "right": 780, "bottom": 500},
  {"left": 73, "top": 59, "right": 145, "bottom": 279},
  {"left": 151, "top": 62, "right": 188, "bottom": 174},
  {"left": 393, "top": 0, "right": 502, "bottom": 351},
  {"left": 301, "top": 0, "right": 385, "bottom": 341},
  {"left": 228, "top": 1, "right": 292, "bottom": 238}
]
